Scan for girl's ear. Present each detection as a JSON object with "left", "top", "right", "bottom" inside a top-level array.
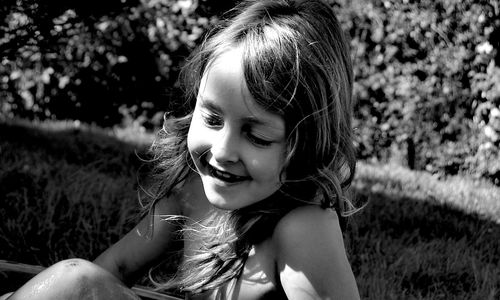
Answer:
[
  {"left": 279, "top": 170, "right": 286, "bottom": 184},
  {"left": 278, "top": 153, "right": 288, "bottom": 184}
]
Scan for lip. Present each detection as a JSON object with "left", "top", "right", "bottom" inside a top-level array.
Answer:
[{"left": 206, "top": 164, "right": 250, "bottom": 184}]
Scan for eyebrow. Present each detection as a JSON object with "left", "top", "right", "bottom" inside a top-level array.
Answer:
[
  {"left": 242, "top": 116, "right": 274, "bottom": 127},
  {"left": 199, "top": 98, "right": 223, "bottom": 115}
]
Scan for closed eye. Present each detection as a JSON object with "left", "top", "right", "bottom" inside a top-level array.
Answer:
[
  {"left": 246, "top": 132, "right": 273, "bottom": 147},
  {"left": 202, "top": 112, "right": 223, "bottom": 128}
]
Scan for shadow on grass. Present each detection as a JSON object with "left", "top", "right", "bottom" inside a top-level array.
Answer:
[
  {"left": 347, "top": 189, "right": 500, "bottom": 299},
  {"left": 0, "top": 119, "right": 151, "bottom": 295},
  {"left": 0, "top": 119, "right": 151, "bottom": 176}
]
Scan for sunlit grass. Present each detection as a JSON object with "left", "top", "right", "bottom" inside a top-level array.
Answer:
[
  {"left": 1, "top": 118, "right": 499, "bottom": 299},
  {"left": 345, "top": 188, "right": 499, "bottom": 299},
  {"left": 354, "top": 162, "right": 500, "bottom": 224}
]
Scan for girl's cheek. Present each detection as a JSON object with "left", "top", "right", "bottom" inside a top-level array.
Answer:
[
  {"left": 248, "top": 155, "right": 275, "bottom": 174},
  {"left": 187, "top": 120, "right": 211, "bottom": 154},
  {"left": 187, "top": 119, "right": 202, "bottom": 154},
  {"left": 249, "top": 159, "right": 259, "bottom": 169}
]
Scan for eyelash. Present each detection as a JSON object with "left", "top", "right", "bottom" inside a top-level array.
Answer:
[
  {"left": 202, "top": 113, "right": 223, "bottom": 127},
  {"left": 202, "top": 113, "right": 273, "bottom": 147},
  {"left": 246, "top": 132, "right": 273, "bottom": 147}
]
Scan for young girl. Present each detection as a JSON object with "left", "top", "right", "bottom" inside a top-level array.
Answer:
[{"left": 5, "top": 0, "right": 360, "bottom": 299}]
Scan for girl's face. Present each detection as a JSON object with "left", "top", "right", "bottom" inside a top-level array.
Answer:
[{"left": 187, "top": 48, "right": 286, "bottom": 210}]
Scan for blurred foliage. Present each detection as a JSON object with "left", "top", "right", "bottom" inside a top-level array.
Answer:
[
  {"left": 1, "top": 0, "right": 500, "bottom": 184},
  {"left": 0, "top": 0, "right": 228, "bottom": 127}
]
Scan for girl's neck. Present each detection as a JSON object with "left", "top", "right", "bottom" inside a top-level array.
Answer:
[{"left": 180, "top": 174, "right": 214, "bottom": 224}]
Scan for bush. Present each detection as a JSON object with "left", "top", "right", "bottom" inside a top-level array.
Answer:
[
  {"left": 336, "top": 0, "right": 500, "bottom": 183},
  {"left": 0, "top": 0, "right": 227, "bottom": 127}
]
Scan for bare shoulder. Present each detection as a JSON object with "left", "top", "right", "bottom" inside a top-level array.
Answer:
[
  {"left": 272, "top": 205, "right": 342, "bottom": 246},
  {"left": 271, "top": 206, "right": 360, "bottom": 299}
]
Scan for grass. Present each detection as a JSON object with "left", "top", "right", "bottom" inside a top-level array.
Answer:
[
  {"left": 354, "top": 163, "right": 500, "bottom": 224},
  {"left": 1, "top": 118, "right": 499, "bottom": 299},
  {"left": 346, "top": 164, "right": 500, "bottom": 299},
  {"left": 0, "top": 119, "right": 147, "bottom": 265}
]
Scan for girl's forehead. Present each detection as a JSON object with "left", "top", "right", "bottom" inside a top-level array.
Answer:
[
  {"left": 203, "top": 46, "right": 243, "bottom": 78},
  {"left": 198, "top": 48, "right": 285, "bottom": 132}
]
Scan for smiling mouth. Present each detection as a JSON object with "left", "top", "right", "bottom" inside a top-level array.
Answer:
[{"left": 207, "top": 164, "right": 249, "bottom": 183}]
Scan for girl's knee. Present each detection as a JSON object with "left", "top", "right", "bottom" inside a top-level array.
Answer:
[
  {"left": 9, "top": 258, "right": 139, "bottom": 300},
  {"left": 38, "top": 258, "right": 118, "bottom": 287},
  {"left": 51, "top": 258, "right": 115, "bottom": 280},
  {"left": 0, "top": 293, "right": 13, "bottom": 300}
]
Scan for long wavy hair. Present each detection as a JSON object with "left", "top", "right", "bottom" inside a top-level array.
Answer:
[{"left": 142, "top": 0, "right": 357, "bottom": 296}]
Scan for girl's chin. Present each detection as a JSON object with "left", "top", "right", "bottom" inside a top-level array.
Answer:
[
  {"left": 203, "top": 188, "right": 253, "bottom": 211},
  {"left": 205, "top": 196, "right": 238, "bottom": 210},
  {"left": 208, "top": 202, "right": 233, "bottom": 211}
]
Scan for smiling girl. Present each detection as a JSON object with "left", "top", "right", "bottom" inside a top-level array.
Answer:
[
  {"left": 187, "top": 47, "right": 287, "bottom": 211},
  {"left": 5, "top": 0, "right": 361, "bottom": 299}
]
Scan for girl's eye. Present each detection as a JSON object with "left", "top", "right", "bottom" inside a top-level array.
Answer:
[
  {"left": 203, "top": 113, "right": 223, "bottom": 127},
  {"left": 247, "top": 133, "right": 273, "bottom": 147}
]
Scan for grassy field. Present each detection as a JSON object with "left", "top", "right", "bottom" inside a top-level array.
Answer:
[{"left": 1, "top": 118, "right": 499, "bottom": 299}]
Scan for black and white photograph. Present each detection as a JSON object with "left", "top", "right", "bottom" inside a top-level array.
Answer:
[{"left": 1, "top": 0, "right": 499, "bottom": 299}]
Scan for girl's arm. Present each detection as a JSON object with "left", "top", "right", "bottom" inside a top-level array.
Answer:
[
  {"left": 94, "top": 195, "right": 182, "bottom": 286},
  {"left": 273, "top": 205, "right": 360, "bottom": 300}
]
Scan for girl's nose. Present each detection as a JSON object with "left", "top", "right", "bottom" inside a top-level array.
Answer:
[{"left": 211, "top": 128, "right": 239, "bottom": 164}]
